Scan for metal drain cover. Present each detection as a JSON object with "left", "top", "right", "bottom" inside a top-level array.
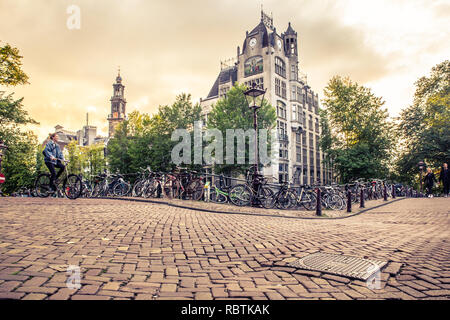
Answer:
[{"left": 288, "top": 252, "right": 387, "bottom": 281}]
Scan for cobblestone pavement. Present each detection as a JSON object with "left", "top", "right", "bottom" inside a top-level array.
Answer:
[{"left": 0, "top": 197, "right": 449, "bottom": 300}]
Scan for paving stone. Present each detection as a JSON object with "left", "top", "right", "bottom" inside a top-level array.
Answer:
[
  {"left": 0, "top": 197, "right": 448, "bottom": 301},
  {"left": 22, "top": 293, "right": 47, "bottom": 300}
]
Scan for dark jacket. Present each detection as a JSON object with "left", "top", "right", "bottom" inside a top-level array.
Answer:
[
  {"left": 439, "top": 168, "right": 450, "bottom": 184},
  {"left": 43, "top": 140, "right": 64, "bottom": 164},
  {"left": 424, "top": 172, "right": 437, "bottom": 187}
]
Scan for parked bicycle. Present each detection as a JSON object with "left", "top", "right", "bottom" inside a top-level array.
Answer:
[{"left": 228, "top": 168, "right": 273, "bottom": 207}]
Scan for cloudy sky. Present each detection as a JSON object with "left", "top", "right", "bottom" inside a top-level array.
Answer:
[{"left": 1, "top": 0, "right": 449, "bottom": 141}]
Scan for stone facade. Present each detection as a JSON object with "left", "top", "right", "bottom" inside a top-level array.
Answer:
[{"left": 200, "top": 11, "right": 333, "bottom": 185}]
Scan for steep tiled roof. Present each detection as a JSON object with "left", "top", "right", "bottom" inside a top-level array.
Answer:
[{"left": 207, "top": 67, "right": 237, "bottom": 99}]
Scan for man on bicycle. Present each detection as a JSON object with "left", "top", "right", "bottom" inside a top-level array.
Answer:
[{"left": 43, "top": 133, "right": 65, "bottom": 192}]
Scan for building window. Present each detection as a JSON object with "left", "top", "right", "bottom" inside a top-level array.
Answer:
[
  {"left": 296, "top": 146, "right": 301, "bottom": 163},
  {"left": 275, "top": 78, "right": 281, "bottom": 97},
  {"left": 279, "top": 162, "right": 288, "bottom": 183},
  {"left": 297, "top": 87, "right": 303, "bottom": 102},
  {"left": 303, "top": 148, "right": 307, "bottom": 164},
  {"left": 219, "top": 86, "right": 229, "bottom": 98},
  {"left": 292, "top": 104, "right": 297, "bottom": 121},
  {"left": 275, "top": 57, "right": 286, "bottom": 78},
  {"left": 291, "top": 86, "right": 296, "bottom": 101},
  {"left": 281, "top": 81, "right": 287, "bottom": 99},
  {"left": 291, "top": 65, "right": 298, "bottom": 81},
  {"left": 244, "top": 77, "right": 264, "bottom": 90},
  {"left": 315, "top": 118, "right": 319, "bottom": 133},
  {"left": 277, "top": 101, "right": 286, "bottom": 119}
]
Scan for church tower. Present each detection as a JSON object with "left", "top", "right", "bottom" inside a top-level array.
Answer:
[{"left": 108, "top": 69, "right": 127, "bottom": 137}]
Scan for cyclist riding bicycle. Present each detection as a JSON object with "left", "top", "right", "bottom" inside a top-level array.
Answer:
[{"left": 43, "top": 133, "right": 65, "bottom": 192}]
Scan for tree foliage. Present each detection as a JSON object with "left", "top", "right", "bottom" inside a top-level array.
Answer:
[
  {"left": 107, "top": 94, "right": 202, "bottom": 174},
  {"left": 206, "top": 83, "right": 276, "bottom": 176},
  {"left": 320, "top": 76, "right": 394, "bottom": 182},
  {"left": 0, "top": 42, "right": 29, "bottom": 86},
  {"left": 0, "top": 42, "right": 39, "bottom": 194},
  {"left": 396, "top": 60, "right": 450, "bottom": 183},
  {"left": 65, "top": 140, "right": 107, "bottom": 180}
]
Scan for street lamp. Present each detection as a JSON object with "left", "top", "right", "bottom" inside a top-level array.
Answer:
[
  {"left": 244, "top": 83, "right": 266, "bottom": 174},
  {"left": 418, "top": 161, "right": 425, "bottom": 196}
]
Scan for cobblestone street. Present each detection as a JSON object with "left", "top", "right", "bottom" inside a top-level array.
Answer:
[{"left": 0, "top": 197, "right": 449, "bottom": 300}]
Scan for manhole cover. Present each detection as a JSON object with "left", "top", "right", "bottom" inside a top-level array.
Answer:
[{"left": 288, "top": 252, "right": 387, "bottom": 281}]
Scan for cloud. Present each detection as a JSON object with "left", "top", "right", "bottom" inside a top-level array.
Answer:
[{"left": 0, "top": 0, "right": 448, "bottom": 139}]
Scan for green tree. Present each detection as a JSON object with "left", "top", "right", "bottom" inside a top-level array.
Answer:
[
  {"left": 0, "top": 42, "right": 39, "bottom": 194},
  {"left": 65, "top": 140, "right": 85, "bottom": 175},
  {"left": 85, "top": 143, "right": 106, "bottom": 180},
  {"left": 0, "top": 42, "right": 29, "bottom": 86},
  {"left": 60, "top": 140, "right": 107, "bottom": 180},
  {"left": 206, "top": 83, "right": 277, "bottom": 176},
  {"left": 106, "top": 94, "right": 202, "bottom": 174},
  {"left": 320, "top": 76, "right": 394, "bottom": 182},
  {"left": 1, "top": 131, "right": 39, "bottom": 193},
  {"left": 396, "top": 60, "right": 450, "bottom": 184}
]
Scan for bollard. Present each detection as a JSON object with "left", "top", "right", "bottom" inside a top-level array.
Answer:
[
  {"left": 383, "top": 184, "right": 388, "bottom": 201},
  {"left": 360, "top": 188, "right": 365, "bottom": 208},
  {"left": 392, "top": 185, "right": 396, "bottom": 199},
  {"left": 347, "top": 190, "right": 352, "bottom": 213},
  {"left": 316, "top": 188, "right": 322, "bottom": 216}
]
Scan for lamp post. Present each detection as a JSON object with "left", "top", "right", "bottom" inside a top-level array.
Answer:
[
  {"left": 418, "top": 161, "right": 425, "bottom": 197},
  {"left": 243, "top": 83, "right": 266, "bottom": 174},
  {"left": 0, "top": 140, "right": 8, "bottom": 196}
]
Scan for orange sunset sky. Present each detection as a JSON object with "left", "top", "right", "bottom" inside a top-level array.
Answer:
[{"left": 1, "top": 0, "right": 449, "bottom": 141}]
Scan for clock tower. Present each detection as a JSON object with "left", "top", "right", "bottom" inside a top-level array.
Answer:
[{"left": 108, "top": 69, "right": 127, "bottom": 137}]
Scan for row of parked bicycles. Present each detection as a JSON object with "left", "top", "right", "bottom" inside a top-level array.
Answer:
[{"left": 22, "top": 164, "right": 414, "bottom": 209}]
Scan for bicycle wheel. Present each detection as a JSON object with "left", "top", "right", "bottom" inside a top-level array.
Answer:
[
  {"left": 328, "top": 194, "right": 344, "bottom": 210},
  {"left": 301, "top": 191, "right": 317, "bottom": 211},
  {"left": 262, "top": 193, "right": 276, "bottom": 209},
  {"left": 132, "top": 179, "right": 144, "bottom": 197},
  {"left": 276, "top": 192, "right": 292, "bottom": 210},
  {"left": 142, "top": 180, "right": 157, "bottom": 198},
  {"left": 188, "top": 180, "right": 204, "bottom": 201},
  {"left": 113, "top": 181, "right": 131, "bottom": 197},
  {"left": 91, "top": 182, "right": 100, "bottom": 197},
  {"left": 35, "top": 173, "right": 51, "bottom": 198},
  {"left": 63, "top": 174, "right": 82, "bottom": 199},
  {"left": 210, "top": 188, "right": 227, "bottom": 203},
  {"left": 82, "top": 183, "right": 92, "bottom": 198},
  {"left": 229, "top": 184, "right": 252, "bottom": 206},
  {"left": 163, "top": 180, "right": 179, "bottom": 199}
]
